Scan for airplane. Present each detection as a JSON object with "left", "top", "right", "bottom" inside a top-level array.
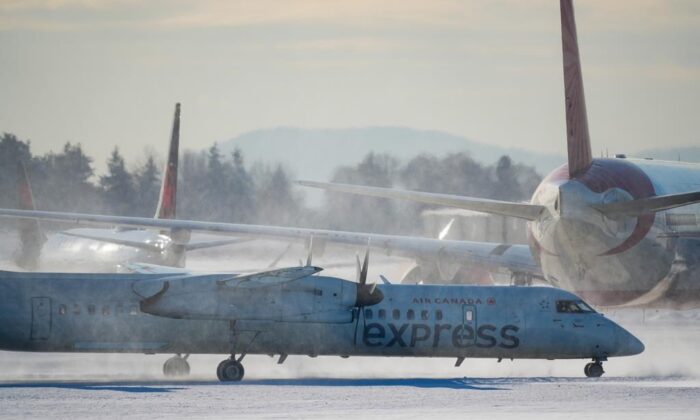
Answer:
[
  {"left": 293, "top": 0, "right": 700, "bottom": 307},
  {"left": 11, "top": 104, "right": 242, "bottom": 272},
  {"left": 0, "top": 0, "right": 697, "bottom": 307},
  {"left": 0, "top": 249, "right": 644, "bottom": 380}
]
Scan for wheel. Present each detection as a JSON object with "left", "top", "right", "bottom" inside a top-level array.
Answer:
[
  {"left": 217, "top": 359, "right": 245, "bottom": 382},
  {"left": 163, "top": 356, "right": 190, "bottom": 377},
  {"left": 584, "top": 362, "right": 604, "bottom": 378}
]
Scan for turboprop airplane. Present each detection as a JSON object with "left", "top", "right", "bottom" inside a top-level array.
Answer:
[
  {"left": 0, "top": 0, "right": 697, "bottom": 307},
  {"left": 11, "top": 104, "right": 241, "bottom": 272},
  {"left": 0, "top": 251, "right": 644, "bottom": 380}
]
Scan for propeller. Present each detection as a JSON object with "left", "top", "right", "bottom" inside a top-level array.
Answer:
[{"left": 352, "top": 243, "right": 384, "bottom": 345}]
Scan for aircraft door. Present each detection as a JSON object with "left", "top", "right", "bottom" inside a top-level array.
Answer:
[
  {"left": 458, "top": 304, "right": 477, "bottom": 346},
  {"left": 30, "top": 297, "right": 52, "bottom": 340}
]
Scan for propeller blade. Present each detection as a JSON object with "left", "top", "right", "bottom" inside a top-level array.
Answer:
[
  {"left": 353, "top": 308, "right": 361, "bottom": 346},
  {"left": 379, "top": 275, "right": 391, "bottom": 285},
  {"left": 355, "top": 254, "right": 361, "bottom": 282},
  {"left": 305, "top": 235, "right": 314, "bottom": 266},
  {"left": 267, "top": 242, "right": 294, "bottom": 268},
  {"left": 369, "top": 282, "right": 377, "bottom": 295},
  {"left": 359, "top": 244, "right": 370, "bottom": 286}
]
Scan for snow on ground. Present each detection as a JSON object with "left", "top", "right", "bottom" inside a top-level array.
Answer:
[{"left": 0, "top": 376, "right": 698, "bottom": 419}]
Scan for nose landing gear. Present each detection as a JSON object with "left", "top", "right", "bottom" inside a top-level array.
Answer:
[
  {"left": 217, "top": 355, "right": 245, "bottom": 382},
  {"left": 584, "top": 359, "right": 604, "bottom": 378},
  {"left": 163, "top": 354, "right": 190, "bottom": 377}
]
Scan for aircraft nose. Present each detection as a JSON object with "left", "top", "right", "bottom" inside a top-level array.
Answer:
[{"left": 613, "top": 325, "right": 645, "bottom": 356}]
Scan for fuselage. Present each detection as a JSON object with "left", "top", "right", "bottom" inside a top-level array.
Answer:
[
  {"left": 530, "top": 157, "right": 700, "bottom": 306},
  {"left": 0, "top": 270, "right": 642, "bottom": 361},
  {"left": 37, "top": 228, "right": 182, "bottom": 272}
]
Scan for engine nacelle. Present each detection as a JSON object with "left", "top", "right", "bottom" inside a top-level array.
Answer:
[{"left": 132, "top": 272, "right": 357, "bottom": 324}]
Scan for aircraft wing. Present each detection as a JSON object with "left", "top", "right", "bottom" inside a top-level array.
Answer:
[
  {"left": 0, "top": 208, "right": 542, "bottom": 280},
  {"left": 60, "top": 230, "right": 248, "bottom": 252},
  {"left": 297, "top": 180, "right": 545, "bottom": 221}
]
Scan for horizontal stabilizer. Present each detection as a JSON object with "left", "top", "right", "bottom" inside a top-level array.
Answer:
[
  {"left": 594, "top": 190, "right": 700, "bottom": 217},
  {"left": 184, "top": 237, "right": 251, "bottom": 251},
  {"left": 298, "top": 180, "right": 545, "bottom": 221},
  {"left": 60, "top": 231, "right": 165, "bottom": 252}
]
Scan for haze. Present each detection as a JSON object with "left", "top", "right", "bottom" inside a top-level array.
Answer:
[{"left": 1, "top": 0, "right": 698, "bottom": 174}]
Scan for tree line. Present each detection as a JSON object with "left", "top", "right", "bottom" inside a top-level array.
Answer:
[{"left": 0, "top": 132, "right": 541, "bottom": 235}]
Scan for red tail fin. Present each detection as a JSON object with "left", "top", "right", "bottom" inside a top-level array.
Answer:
[
  {"left": 17, "top": 161, "right": 36, "bottom": 211},
  {"left": 561, "top": 0, "right": 592, "bottom": 177},
  {"left": 155, "top": 103, "right": 180, "bottom": 219},
  {"left": 15, "top": 162, "right": 45, "bottom": 270}
]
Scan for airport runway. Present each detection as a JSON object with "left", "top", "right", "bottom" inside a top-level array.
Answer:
[{"left": 0, "top": 376, "right": 698, "bottom": 419}]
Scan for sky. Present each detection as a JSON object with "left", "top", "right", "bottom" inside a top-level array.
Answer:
[{"left": 1, "top": 0, "right": 698, "bottom": 174}]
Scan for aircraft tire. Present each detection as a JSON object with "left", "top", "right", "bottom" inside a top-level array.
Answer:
[
  {"left": 217, "top": 359, "right": 245, "bottom": 382},
  {"left": 584, "top": 362, "right": 604, "bottom": 378},
  {"left": 163, "top": 356, "right": 190, "bottom": 377}
]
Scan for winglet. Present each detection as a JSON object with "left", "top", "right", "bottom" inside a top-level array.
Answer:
[
  {"left": 561, "top": 0, "right": 592, "bottom": 177},
  {"left": 155, "top": 103, "right": 180, "bottom": 219}
]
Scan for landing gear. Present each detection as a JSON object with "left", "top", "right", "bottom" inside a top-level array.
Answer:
[
  {"left": 163, "top": 354, "right": 190, "bottom": 377},
  {"left": 217, "top": 357, "right": 245, "bottom": 382},
  {"left": 584, "top": 361, "right": 604, "bottom": 378}
]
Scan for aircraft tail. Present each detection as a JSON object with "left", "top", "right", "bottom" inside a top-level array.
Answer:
[
  {"left": 561, "top": 0, "right": 592, "bottom": 178},
  {"left": 155, "top": 103, "right": 180, "bottom": 220},
  {"left": 14, "top": 162, "right": 46, "bottom": 270}
]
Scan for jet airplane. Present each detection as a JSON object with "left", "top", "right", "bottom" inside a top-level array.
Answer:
[{"left": 11, "top": 104, "right": 241, "bottom": 272}]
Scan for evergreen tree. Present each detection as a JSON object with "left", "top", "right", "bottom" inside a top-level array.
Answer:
[
  {"left": 133, "top": 154, "right": 161, "bottom": 217},
  {"left": 0, "top": 133, "right": 32, "bottom": 209},
  {"left": 100, "top": 147, "right": 135, "bottom": 215}
]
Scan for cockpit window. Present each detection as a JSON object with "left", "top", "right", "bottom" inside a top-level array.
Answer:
[{"left": 556, "top": 300, "right": 596, "bottom": 314}]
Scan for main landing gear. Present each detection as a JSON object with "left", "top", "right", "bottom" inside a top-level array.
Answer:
[
  {"left": 163, "top": 354, "right": 190, "bottom": 377},
  {"left": 217, "top": 354, "right": 245, "bottom": 382},
  {"left": 584, "top": 359, "right": 604, "bottom": 378}
]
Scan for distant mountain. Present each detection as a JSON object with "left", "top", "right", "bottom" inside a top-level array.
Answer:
[
  {"left": 217, "top": 127, "right": 697, "bottom": 207},
  {"left": 219, "top": 127, "right": 564, "bottom": 182}
]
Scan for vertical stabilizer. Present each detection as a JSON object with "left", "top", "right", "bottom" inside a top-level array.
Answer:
[
  {"left": 560, "top": 0, "right": 592, "bottom": 177},
  {"left": 155, "top": 103, "right": 180, "bottom": 219},
  {"left": 15, "top": 162, "right": 46, "bottom": 270}
]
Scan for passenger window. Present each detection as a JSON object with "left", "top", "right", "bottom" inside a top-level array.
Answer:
[
  {"left": 435, "top": 310, "right": 443, "bottom": 321},
  {"left": 421, "top": 310, "right": 429, "bottom": 320},
  {"left": 129, "top": 305, "right": 140, "bottom": 316},
  {"left": 365, "top": 309, "right": 373, "bottom": 319},
  {"left": 102, "top": 306, "right": 110, "bottom": 316},
  {"left": 407, "top": 310, "right": 415, "bottom": 320},
  {"left": 72, "top": 304, "right": 81, "bottom": 315},
  {"left": 556, "top": 300, "right": 595, "bottom": 314},
  {"left": 87, "top": 304, "right": 96, "bottom": 316},
  {"left": 392, "top": 309, "right": 400, "bottom": 320},
  {"left": 378, "top": 309, "right": 386, "bottom": 320},
  {"left": 58, "top": 304, "right": 67, "bottom": 315}
]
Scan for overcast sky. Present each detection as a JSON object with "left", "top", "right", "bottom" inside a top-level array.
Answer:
[{"left": 1, "top": 0, "right": 698, "bottom": 174}]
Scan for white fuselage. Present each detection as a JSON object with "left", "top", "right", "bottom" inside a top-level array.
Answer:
[
  {"left": 37, "top": 228, "right": 179, "bottom": 272},
  {"left": 530, "top": 157, "right": 700, "bottom": 306}
]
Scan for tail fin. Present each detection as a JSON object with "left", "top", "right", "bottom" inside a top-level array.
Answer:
[
  {"left": 560, "top": 0, "right": 592, "bottom": 177},
  {"left": 155, "top": 103, "right": 180, "bottom": 219},
  {"left": 15, "top": 162, "right": 46, "bottom": 270}
]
